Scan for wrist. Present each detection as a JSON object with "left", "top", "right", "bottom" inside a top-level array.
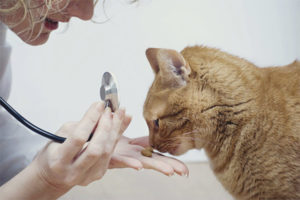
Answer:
[
  {"left": 0, "top": 160, "right": 70, "bottom": 200},
  {"left": 30, "top": 160, "right": 71, "bottom": 199}
]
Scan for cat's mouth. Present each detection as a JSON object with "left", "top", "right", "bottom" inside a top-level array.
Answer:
[
  {"left": 156, "top": 147, "right": 180, "bottom": 156},
  {"left": 154, "top": 142, "right": 182, "bottom": 156},
  {"left": 154, "top": 139, "right": 194, "bottom": 156},
  {"left": 153, "top": 143, "right": 176, "bottom": 154},
  {"left": 167, "top": 148, "right": 181, "bottom": 156}
]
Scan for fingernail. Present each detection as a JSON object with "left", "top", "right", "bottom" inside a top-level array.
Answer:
[
  {"left": 180, "top": 173, "right": 188, "bottom": 177},
  {"left": 137, "top": 167, "right": 144, "bottom": 171},
  {"left": 96, "top": 101, "right": 105, "bottom": 110},
  {"left": 118, "top": 109, "right": 125, "bottom": 119},
  {"left": 168, "top": 172, "right": 174, "bottom": 177},
  {"left": 105, "top": 106, "right": 111, "bottom": 112}
]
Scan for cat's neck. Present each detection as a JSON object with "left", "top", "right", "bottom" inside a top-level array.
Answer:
[{"left": 203, "top": 127, "right": 242, "bottom": 173}]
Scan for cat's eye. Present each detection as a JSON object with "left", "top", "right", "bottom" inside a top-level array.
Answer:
[{"left": 154, "top": 119, "right": 159, "bottom": 128}]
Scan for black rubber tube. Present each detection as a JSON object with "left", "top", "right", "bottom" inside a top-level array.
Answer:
[{"left": 0, "top": 97, "right": 66, "bottom": 143}]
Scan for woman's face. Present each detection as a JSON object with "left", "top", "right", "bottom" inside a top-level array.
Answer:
[{"left": 0, "top": 0, "right": 94, "bottom": 45}]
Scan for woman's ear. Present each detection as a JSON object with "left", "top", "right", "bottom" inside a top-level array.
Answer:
[{"left": 146, "top": 48, "right": 191, "bottom": 88}]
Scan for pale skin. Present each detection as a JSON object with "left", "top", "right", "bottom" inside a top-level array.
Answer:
[{"left": 0, "top": 0, "right": 189, "bottom": 199}]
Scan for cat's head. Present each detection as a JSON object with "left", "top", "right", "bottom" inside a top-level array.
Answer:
[
  {"left": 143, "top": 47, "right": 254, "bottom": 156},
  {"left": 143, "top": 48, "right": 209, "bottom": 156}
]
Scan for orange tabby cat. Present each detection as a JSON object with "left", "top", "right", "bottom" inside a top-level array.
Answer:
[{"left": 143, "top": 46, "right": 300, "bottom": 199}]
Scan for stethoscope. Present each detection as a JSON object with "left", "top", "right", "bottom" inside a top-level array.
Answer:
[{"left": 0, "top": 72, "right": 119, "bottom": 143}]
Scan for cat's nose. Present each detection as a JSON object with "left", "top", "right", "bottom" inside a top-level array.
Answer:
[
  {"left": 145, "top": 119, "right": 158, "bottom": 148},
  {"left": 149, "top": 135, "right": 155, "bottom": 148},
  {"left": 150, "top": 142, "right": 155, "bottom": 149}
]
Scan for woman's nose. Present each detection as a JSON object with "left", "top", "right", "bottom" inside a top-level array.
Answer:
[{"left": 66, "top": 0, "right": 94, "bottom": 20}]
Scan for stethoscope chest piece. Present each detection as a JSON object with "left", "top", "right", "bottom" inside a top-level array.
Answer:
[{"left": 100, "top": 72, "right": 120, "bottom": 112}]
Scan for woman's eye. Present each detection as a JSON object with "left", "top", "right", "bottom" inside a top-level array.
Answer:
[{"left": 154, "top": 119, "right": 159, "bottom": 128}]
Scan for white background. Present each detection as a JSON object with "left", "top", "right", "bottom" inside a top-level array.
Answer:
[{"left": 7, "top": 0, "right": 300, "bottom": 161}]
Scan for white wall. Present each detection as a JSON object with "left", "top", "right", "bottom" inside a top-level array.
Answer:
[{"left": 7, "top": 0, "right": 300, "bottom": 161}]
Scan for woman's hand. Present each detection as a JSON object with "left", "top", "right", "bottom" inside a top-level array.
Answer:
[
  {"left": 0, "top": 102, "right": 132, "bottom": 200},
  {"left": 34, "top": 102, "right": 131, "bottom": 191},
  {"left": 109, "top": 136, "right": 189, "bottom": 176}
]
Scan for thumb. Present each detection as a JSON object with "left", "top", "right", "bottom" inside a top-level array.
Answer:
[
  {"left": 119, "top": 115, "right": 132, "bottom": 134},
  {"left": 129, "top": 136, "right": 150, "bottom": 148}
]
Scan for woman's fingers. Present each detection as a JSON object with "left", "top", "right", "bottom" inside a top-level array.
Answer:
[
  {"left": 36, "top": 102, "right": 136, "bottom": 189},
  {"left": 74, "top": 108, "right": 130, "bottom": 185},
  {"left": 111, "top": 109, "right": 126, "bottom": 141},
  {"left": 74, "top": 108, "right": 125, "bottom": 172},
  {"left": 58, "top": 102, "right": 105, "bottom": 163},
  {"left": 119, "top": 115, "right": 132, "bottom": 134},
  {"left": 151, "top": 154, "right": 189, "bottom": 176},
  {"left": 137, "top": 151, "right": 188, "bottom": 176},
  {"left": 74, "top": 108, "right": 112, "bottom": 166},
  {"left": 109, "top": 155, "right": 143, "bottom": 170},
  {"left": 54, "top": 121, "right": 77, "bottom": 137},
  {"left": 111, "top": 136, "right": 188, "bottom": 176},
  {"left": 90, "top": 108, "right": 124, "bottom": 147},
  {"left": 80, "top": 153, "right": 141, "bottom": 185},
  {"left": 137, "top": 156, "right": 174, "bottom": 176}
]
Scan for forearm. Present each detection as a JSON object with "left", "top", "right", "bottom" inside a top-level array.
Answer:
[{"left": 0, "top": 161, "right": 70, "bottom": 200}]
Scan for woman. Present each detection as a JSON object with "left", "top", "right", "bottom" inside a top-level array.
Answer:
[{"left": 0, "top": 0, "right": 188, "bottom": 199}]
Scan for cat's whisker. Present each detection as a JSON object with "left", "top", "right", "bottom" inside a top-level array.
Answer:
[
  {"left": 181, "top": 117, "right": 191, "bottom": 121},
  {"left": 164, "top": 117, "right": 192, "bottom": 125},
  {"left": 164, "top": 121, "right": 179, "bottom": 125},
  {"left": 182, "top": 129, "right": 200, "bottom": 136},
  {"left": 163, "top": 135, "right": 215, "bottom": 146},
  {"left": 189, "top": 138, "right": 215, "bottom": 146}
]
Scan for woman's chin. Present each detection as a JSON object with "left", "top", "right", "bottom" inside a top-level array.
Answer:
[{"left": 21, "top": 32, "right": 50, "bottom": 46}]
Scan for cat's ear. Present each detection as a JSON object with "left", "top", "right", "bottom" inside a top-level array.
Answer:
[
  {"left": 146, "top": 48, "right": 160, "bottom": 73},
  {"left": 146, "top": 48, "right": 191, "bottom": 87}
]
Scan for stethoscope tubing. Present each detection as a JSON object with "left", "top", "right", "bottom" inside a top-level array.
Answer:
[
  {"left": 0, "top": 96, "right": 66, "bottom": 143},
  {"left": 0, "top": 97, "right": 108, "bottom": 143},
  {"left": 0, "top": 73, "right": 116, "bottom": 143}
]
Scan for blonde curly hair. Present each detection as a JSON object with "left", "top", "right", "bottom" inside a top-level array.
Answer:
[
  {"left": 0, "top": 0, "right": 79, "bottom": 26},
  {"left": 0, "top": 0, "right": 137, "bottom": 43},
  {"left": 0, "top": 0, "right": 100, "bottom": 43}
]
